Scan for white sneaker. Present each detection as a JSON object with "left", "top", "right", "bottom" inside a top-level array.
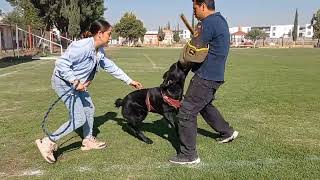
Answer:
[
  {"left": 35, "top": 137, "right": 57, "bottom": 163},
  {"left": 81, "top": 137, "right": 107, "bottom": 151},
  {"left": 218, "top": 131, "right": 239, "bottom": 143}
]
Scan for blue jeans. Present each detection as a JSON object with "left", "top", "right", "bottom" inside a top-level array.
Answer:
[{"left": 49, "top": 76, "right": 95, "bottom": 142}]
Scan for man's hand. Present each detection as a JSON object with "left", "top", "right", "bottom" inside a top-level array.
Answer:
[{"left": 129, "top": 80, "right": 143, "bottom": 90}]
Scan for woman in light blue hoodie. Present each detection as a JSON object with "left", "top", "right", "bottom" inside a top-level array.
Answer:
[{"left": 36, "top": 19, "right": 143, "bottom": 164}]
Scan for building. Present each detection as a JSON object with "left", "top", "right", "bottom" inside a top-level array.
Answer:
[
  {"left": 179, "top": 29, "right": 191, "bottom": 41},
  {"left": 230, "top": 27, "right": 249, "bottom": 46},
  {"left": 162, "top": 29, "right": 173, "bottom": 45},
  {"left": 229, "top": 24, "right": 314, "bottom": 39},
  {"left": 303, "top": 24, "right": 314, "bottom": 38},
  {"left": 269, "top": 25, "right": 295, "bottom": 38},
  {"left": 0, "top": 24, "right": 23, "bottom": 50},
  {"left": 143, "top": 31, "right": 159, "bottom": 46},
  {"left": 251, "top": 26, "right": 271, "bottom": 37}
]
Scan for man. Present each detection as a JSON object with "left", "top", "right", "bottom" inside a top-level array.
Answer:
[{"left": 169, "top": 0, "right": 238, "bottom": 165}]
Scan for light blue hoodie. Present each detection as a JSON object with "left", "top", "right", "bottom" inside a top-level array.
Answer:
[{"left": 53, "top": 37, "right": 132, "bottom": 85}]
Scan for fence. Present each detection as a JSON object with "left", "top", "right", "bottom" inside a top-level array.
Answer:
[{"left": 0, "top": 24, "right": 69, "bottom": 58}]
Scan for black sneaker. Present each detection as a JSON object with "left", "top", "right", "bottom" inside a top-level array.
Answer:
[
  {"left": 217, "top": 131, "right": 239, "bottom": 143},
  {"left": 169, "top": 154, "right": 200, "bottom": 165}
]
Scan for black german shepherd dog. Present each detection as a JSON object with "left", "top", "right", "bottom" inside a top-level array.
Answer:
[{"left": 115, "top": 61, "right": 192, "bottom": 144}]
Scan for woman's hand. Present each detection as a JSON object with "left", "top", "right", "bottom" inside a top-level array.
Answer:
[
  {"left": 129, "top": 80, "right": 143, "bottom": 90},
  {"left": 83, "top": 80, "right": 92, "bottom": 88},
  {"left": 72, "top": 80, "right": 86, "bottom": 91}
]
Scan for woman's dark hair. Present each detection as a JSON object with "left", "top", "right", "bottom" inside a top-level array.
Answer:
[
  {"left": 83, "top": 19, "right": 111, "bottom": 38},
  {"left": 193, "top": 0, "right": 215, "bottom": 10}
]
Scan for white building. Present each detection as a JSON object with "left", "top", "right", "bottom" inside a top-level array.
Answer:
[
  {"left": 179, "top": 29, "right": 191, "bottom": 41},
  {"left": 304, "top": 24, "right": 314, "bottom": 38},
  {"left": 270, "top": 25, "right": 294, "bottom": 38}
]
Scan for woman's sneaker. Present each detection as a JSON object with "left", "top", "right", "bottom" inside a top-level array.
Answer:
[
  {"left": 81, "top": 137, "right": 107, "bottom": 151},
  {"left": 217, "top": 131, "right": 239, "bottom": 143},
  {"left": 35, "top": 137, "right": 57, "bottom": 164}
]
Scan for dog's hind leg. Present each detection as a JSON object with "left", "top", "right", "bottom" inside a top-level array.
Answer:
[{"left": 127, "top": 122, "right": 153, "bottom": 144}]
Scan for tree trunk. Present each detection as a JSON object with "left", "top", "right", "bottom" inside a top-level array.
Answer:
[{"left": 254, "top": 40, "right": 257, "bottom": 48}]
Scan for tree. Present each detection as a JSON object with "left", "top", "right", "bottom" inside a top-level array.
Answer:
[
  {"left": 245, "top": 29, "right": 267, "bottom": 48},
  {"left": 173, "top": 31, "right": 180, "bottom": 43},
  {"left": 173, "top": 24, "right": 180, "bottom": 43},
  {"left": 3, "top": 0, "right": 43, "bottom": 28},
  {"left": 157, "top": 26, "right": 165, "bottom": 46},
  {"left": 6, "top": 0, "right": 105, "bottom": 33},
  {"left": 292, "top": 8, "right": 298, "bottom": 44},
  {"left": 67, "top": 0, "right": 81, "bottom": 39},
  {"left": 113, "top": 12, "right": 146, "bottom": 46},
  {"left": 311, "top": 9, "right": 320, "bottom": 47}
]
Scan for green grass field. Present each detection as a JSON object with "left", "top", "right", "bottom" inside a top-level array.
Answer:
[{"left": 0, "top": 48, "right": 319, "bottom": 179}]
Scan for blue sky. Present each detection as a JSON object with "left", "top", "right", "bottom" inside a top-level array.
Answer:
[{"left": 1, "top": 0, "right": 320, "bottom": 30}]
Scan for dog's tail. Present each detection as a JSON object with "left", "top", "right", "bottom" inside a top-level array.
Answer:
[{"left": 115, "top": 98, "right": 123, "bottom": 108}]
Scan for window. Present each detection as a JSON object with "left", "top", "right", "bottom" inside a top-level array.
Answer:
[
  {"left": 272, "top": 33, "right": 276, "bottom": 36},
  {"left": 307, "top": 32, "right": 311, "bottom": 35},
  {"left": 273, "top": 27, "right": 276, "bottom": 31}
]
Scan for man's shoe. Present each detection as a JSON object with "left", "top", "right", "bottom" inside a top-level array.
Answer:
[
  {"left": 217, "top": 130, "right": 239, "bottom": 143},
  {"left": 169, "top": 154, "right": 200, "bottom": 165},
  {"left": 81, "top": 137, "right": 107, "bottom": 151},
  {"left": 35, "top": 137, "right": 57, "bottom": 164}
]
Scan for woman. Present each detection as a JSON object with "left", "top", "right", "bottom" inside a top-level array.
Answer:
[{"left": 36, "top": 19, "right": 143, "bottom": 164}]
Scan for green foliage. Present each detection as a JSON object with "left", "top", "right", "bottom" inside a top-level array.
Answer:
[
  {"left": 245, "top": 29, "right": 267, "bottom": 48},
  {"left": 311, "top": 9, "right": 320, "bottom": 46},
  {"left": 173, "top": 31, "right": 180, "bottom": 43},
  {"left": 157, "top": 26, "right": 165, "bottom": 42},
  {"left": 111, "top": 28, "right": 120, "bottom": 40},
  {"left": 292, "top": 9, "right": 298, "bottom": 42},
  {"left": 3, "top": 0, "right": 44, "bottom": 28},
  {"left": 13, "top": 0, "right": 105, "bottom": 33},
  {"left": 113, "top": 12, "right": 147, "bottom": 45},
  {"left": 67, "top": 0, "right": 81, "bottom": 38}
]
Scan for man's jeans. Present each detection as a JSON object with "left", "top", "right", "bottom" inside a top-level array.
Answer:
[
  {"left": 177, "top": 74, "right": 234, "bottom": 158},
  {"left": 49, "top": 76, "right": 95, "bottom": 142}
]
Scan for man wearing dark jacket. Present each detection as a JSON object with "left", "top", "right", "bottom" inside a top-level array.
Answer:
[{"left": 169, "top": 0, "right": 238, "bottom": 165}]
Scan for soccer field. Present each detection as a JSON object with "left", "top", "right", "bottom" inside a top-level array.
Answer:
[{"left": 0, "top": 48, "right": 319, "bottom": 179}]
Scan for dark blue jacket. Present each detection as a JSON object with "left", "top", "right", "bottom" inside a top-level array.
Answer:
[{"left": 193, "top": 12, "right": 230, "bottom": 81}]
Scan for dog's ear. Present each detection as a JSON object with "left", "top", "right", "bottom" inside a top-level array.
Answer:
[{"left": 162, "top": 71, "right": 169, "bottom": 79}]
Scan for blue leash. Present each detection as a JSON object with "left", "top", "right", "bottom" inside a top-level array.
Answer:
[{"left": 42, "top": 86, "right": 78, "bottom": 141}]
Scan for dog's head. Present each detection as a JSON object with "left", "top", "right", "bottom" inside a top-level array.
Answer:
[{"left": 160, "top": 61, "right": 192, "bottom": 89}]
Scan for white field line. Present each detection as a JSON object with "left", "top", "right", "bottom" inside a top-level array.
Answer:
[
  {"left": 230, "top": 51, "right": 279, "bottom": 59},
  {"left": 0, "top": 60, "right": 54, "bottom": 78},
  {"left": 143, "top": 54, "right": 158, "bottom": 69},
  {"left": 0, "top": 170, "right": 43, "bottom": 178},
  {"left": 0, "top": 71, "right": 19, "bottom": 77}
]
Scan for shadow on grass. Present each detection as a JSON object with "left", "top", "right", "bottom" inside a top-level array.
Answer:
[
  {"left": 94, "top": 112, "right": 181, "bottom": 153},
  {"left": 0, "top": 55, "right": 39, "bottom": 68},
  {"left": 54, "top": 111, "right": 222, "bottom": 159},
  {"left": 54, "top": 113, "right": 112, "bottom": 159}
]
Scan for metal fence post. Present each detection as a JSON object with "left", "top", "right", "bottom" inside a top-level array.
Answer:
[
  {"left": 0, "top": 31, "right": 2, "bottom": 52},
  {"left": 16, "top": 24, "right": 19, "bottom": 58}
]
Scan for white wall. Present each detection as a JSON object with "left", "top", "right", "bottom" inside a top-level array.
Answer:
[
  {"left": 270, "top": 25, "right": 294, "bottom": 38},
  {"left": 304, "top": 24, "right": 314, "bottom": 38},
  {"left": 179, "top": 30, "right": 191, "bottom": 40}
]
